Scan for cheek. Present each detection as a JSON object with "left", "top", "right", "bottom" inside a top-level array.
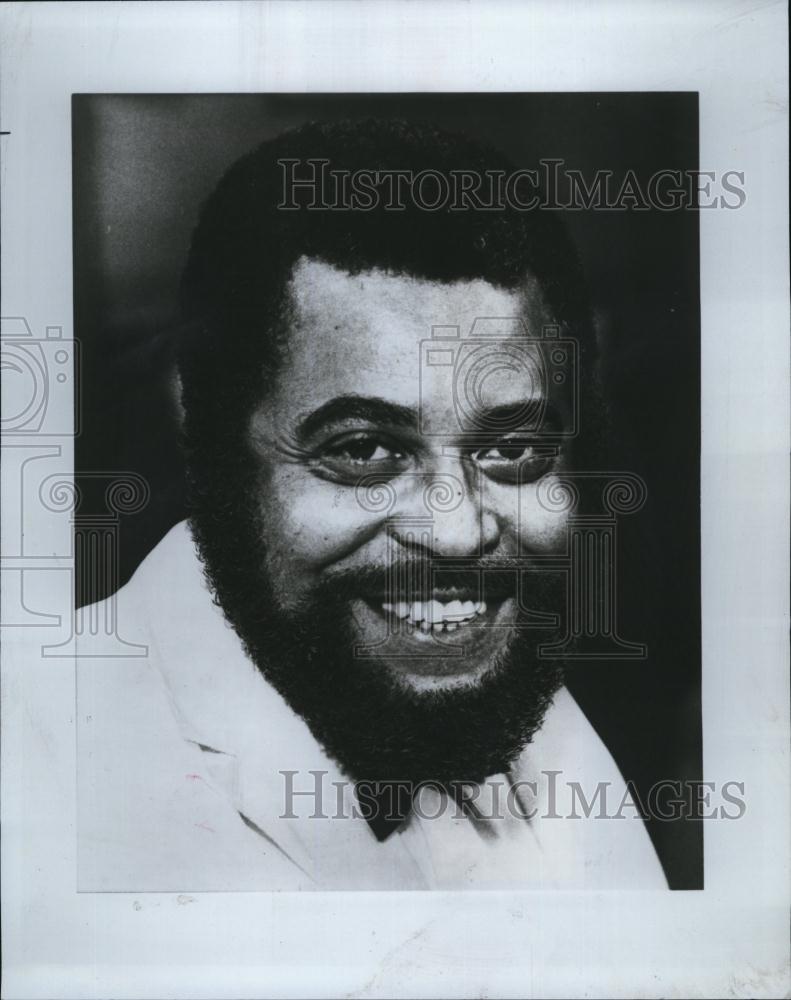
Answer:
[
  {"left": 514, "top": 477, "right": 572, "bottom": 552},
  {"left": 483, "top": 476, "right": 571, "bottom": 553},
  {"left": 259, "top": 468, "right": 382, "bottom": 574}
]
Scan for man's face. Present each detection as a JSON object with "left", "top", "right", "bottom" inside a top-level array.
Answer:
[{"left": 247, "top": 257, "right": 571, "bottom": 693}]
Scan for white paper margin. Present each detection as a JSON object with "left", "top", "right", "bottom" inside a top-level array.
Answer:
[{"left": 1, "top": 2, "right": 788, "bottom": 998}]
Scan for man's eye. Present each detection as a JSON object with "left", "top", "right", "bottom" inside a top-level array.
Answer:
[
  {"left": 473, "top": 439, "right": 552, "bottom": 484},
  {"left": 332, "top": 439, "right": 398, "bottom": 464},
  {"left": 316, "top": 434, "right": 412, "bottom": 481},
  {"left": 482, "top": 443, "right": 532, "bottom": 462}
]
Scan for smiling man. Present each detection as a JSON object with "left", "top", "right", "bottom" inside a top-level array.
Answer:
[{"left": 78, "top": 120, "right": 667, "bottom": 890}]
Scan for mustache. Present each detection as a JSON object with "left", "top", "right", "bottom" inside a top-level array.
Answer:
[{"left": 311, "top": 558, "right": 544, "bottom": 605}]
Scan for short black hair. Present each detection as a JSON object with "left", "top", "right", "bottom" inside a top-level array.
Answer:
[{"left": 177, "top": 118, "right": 595, "bottom": 445}]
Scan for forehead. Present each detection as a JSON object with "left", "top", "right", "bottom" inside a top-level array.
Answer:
[{"left": 271, "top": 258, "right": 549, "bottom": 413}]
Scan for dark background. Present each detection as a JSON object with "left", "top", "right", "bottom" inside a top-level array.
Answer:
[{"left": 72, "top": 93, "right": 702, "bottom": 888}]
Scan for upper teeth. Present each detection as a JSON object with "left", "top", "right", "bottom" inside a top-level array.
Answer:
[{"left": 381, "top": 599, "right": 487, "bottom": 632}]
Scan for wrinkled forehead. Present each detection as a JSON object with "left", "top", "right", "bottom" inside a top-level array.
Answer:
[{"left": 275, "top": 257, "right": 553, "bottom": 403}]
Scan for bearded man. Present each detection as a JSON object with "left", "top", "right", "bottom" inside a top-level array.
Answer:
[{"left": 77, "top": 119, "right": 666, "bottom": 890}]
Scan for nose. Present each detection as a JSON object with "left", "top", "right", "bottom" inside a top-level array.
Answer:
[{"left": 388, "top": 457, "right": 501, "bottom": 558}]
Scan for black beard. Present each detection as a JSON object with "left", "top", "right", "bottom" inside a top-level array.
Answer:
[{"left": 186, "top": 448, "right": 566, "bottom": 788}]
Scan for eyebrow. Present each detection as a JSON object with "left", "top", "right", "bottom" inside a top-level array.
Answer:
[
  {"left": 294, "top": 394, "right": 563, "bottom": 441},
  {"left": 295, "top": 395, "right": 418, "bottom": 441},
  {"left": 465, "top": 401, "right": 554, "bottom": 432}
]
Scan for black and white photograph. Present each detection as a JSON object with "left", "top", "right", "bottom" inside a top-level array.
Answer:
[
  {"left": 1, "top": 3, "right": 788, "bottom": 998},
  {"left": 72, "top": 93, "right": 704, "bottom": 892}
]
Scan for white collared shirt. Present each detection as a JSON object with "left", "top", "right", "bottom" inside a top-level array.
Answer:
[{"left": 77, "top": 521, "right": 667, "bottom": 891}]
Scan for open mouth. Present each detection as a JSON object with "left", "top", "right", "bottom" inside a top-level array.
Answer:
[
  {"left": 381, "top": 597, "right": 487, "bottom": 635},
  {"left": 340, "top": 566, "right": 522, "bottom": 682},
  {"left": 343, "top": 583, "right": 520, "bottom": 686},
  {"left": 365, "top": 568, "right": 515, "bottom": 629},
  {"left": 349, "top": 591, "right": 516, "bottom": 686},
  {"left": 355, "top": 585, "right": 514, "bottom": 647}
]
